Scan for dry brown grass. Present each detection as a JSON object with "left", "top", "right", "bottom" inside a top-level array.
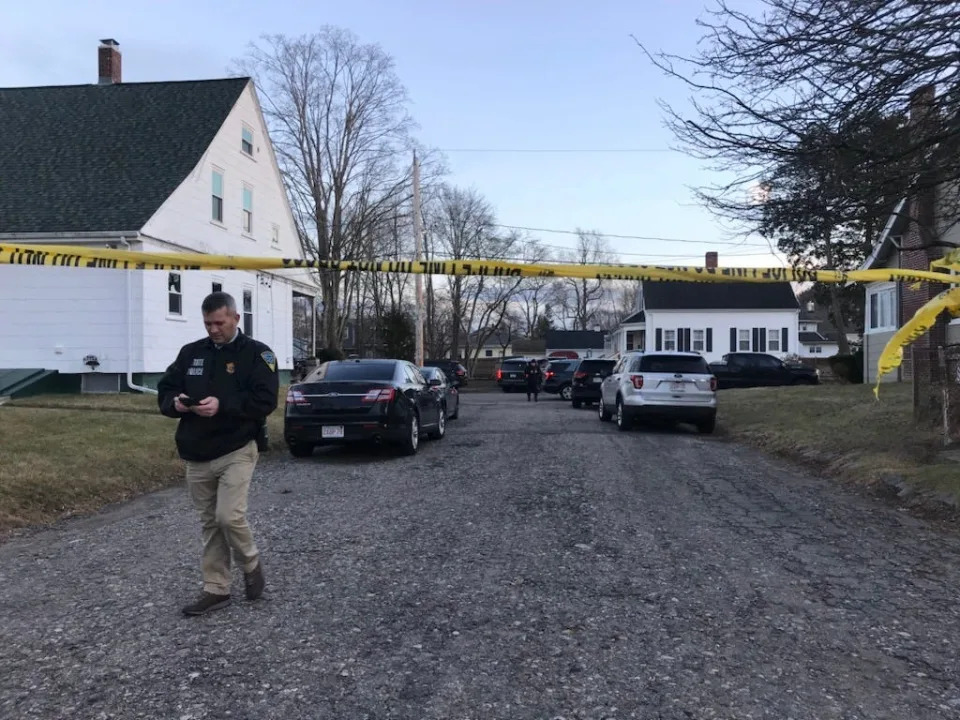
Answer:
[
  {"left": 717, "top": 382, "right": 960, "bottom": 503},
  {"left": 0, "top": 390, "right": 288, "bottom": 534}
]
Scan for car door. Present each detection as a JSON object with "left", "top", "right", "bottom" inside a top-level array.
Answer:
[
  {"left": 408, "top": 364, "right": 439, "bottom": 424},
  {"left": 602, "top": 357, "right": 626, "bottom": 404}
]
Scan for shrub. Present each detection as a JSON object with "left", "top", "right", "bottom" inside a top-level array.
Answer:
[{"left": 829, "top": 349, "right": 864, "bottom": 384}]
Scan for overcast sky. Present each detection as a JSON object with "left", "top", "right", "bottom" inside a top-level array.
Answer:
[{"left": 1, "top": 0, "right": 785, "bottom": 268}]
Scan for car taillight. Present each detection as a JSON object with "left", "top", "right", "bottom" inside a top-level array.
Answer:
[
  {"left": 710, "top": 376, "right": 717, "bottom": 391},
  {"left": 574, "top": 371, "right": 587, "bottom": 379},
  {"left": 362, "top": 388, "right": 396, "bottom": 403},
  {"left": 286, "top": 389, "right": 309, "bottom": 406},
  {"left": 546, "top": 371, "right": 555, "bottom": 378},
  {"left": 631, "top": 375, "right": 644, "bottom": 389},
  {"left": 497, "top": 369, "right": 502, "bottom": 380}
]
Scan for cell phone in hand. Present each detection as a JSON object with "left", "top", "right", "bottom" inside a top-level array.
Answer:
[{"left": 180, "top": 395, "right": 199, "bottom": 407}]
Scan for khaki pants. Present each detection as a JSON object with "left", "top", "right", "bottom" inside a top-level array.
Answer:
[{"left": 185, "top": 440, "right": 260, "bottom": 595}]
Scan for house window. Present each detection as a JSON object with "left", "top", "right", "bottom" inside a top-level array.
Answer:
[
  {"left": 813, "top": 346, "right": 822, "bottom": 354},
  {"left": 626, "top": 332, "right": 634, "bottom": 351},
  {"left": 271, "top": 223, "right": 280, "bottom": 246},
  {"left": 868, "top": 286, "right": 896, "bottom": 331},
  {"left": 242, "top": 288, "right": 254, "bottom": 337},
  {"left": 767, "top": 329, "right": 781, "bottom": 352},
  {"left": 211, "top": 170, "right": 224, "bottom": 223},
  {"left": 212, "top": 281, "right": 222, "bottom": 294},
  {"left": 241, "top": 126, "right": 254, "bottom": 156},
  {"left": 664, "top": 329, "right": 677, "bottom": 351},
  {"left": 738, "top": 329, "right": 750, "bottom": 351},
  {"left": 692, "top": 329, "right": 705, "bottom": 352},
  {"left": 168, "top": 272, "right": 182, "bottom": 315},
  {"left": 242, "top": 185, "right": 254, "bottom": 234},
  {"left": 485, "top": 349, "right": 493, "bottom": 357}
]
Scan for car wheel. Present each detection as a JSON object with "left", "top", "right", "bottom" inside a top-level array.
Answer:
[
  {"left": 288, "top": 443, "right": 314, "bottom": 458},
  {"left": 616, "top": 398, "right": 630, "bottom": 431},
  {"left": 399, "top": 413, "right": 420, "bottom": 455},
  {"left": 449, "top": 399, "right": 459, "bottom": 420},
  {"left": 598, "top": 401, "right": 611, "bottom": 422},
  {"left": 572, "top": 399, "right": 582, "bottom": 409},
  {"left": 697, "top": 415, "right": 717, "bottom": 434},
  {"left": 560, "top": 385, "right": 572, "bottom": 401},
  {"left": 430, "top": 407, "right": 446, "bottom": 439}
]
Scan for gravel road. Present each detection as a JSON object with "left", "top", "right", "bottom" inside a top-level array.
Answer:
[{"left": 2, "top": 392, "right": 960, "bottom": 719}]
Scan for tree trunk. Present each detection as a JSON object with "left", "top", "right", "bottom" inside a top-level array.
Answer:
[{"left": 823, "top": 233, "right": 851, "bottom": 355}]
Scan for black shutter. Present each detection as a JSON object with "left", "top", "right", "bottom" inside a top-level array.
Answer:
[
  {"left": 782, "top": 328, "right": 788, "bottom": 352},
  {"left": 759, "top": 328, "right": 767, "bottom": 352},
  {"left": 706, "top": 328, "right": 713, "bottom": 352},
  {"left": 684, "top": 328, "right": 691, "bottom": 352},
  {"left": 655, "top": 328, "right": 663, "bottom": 351},
  {"left": 730, "top": 328, "right": 737, "bottom": 352},
  {"left": 752, "top": 328, "right": 759, "bottom": 352}
]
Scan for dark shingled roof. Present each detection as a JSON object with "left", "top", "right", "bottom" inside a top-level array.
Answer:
[
  {"left": 0, "top": 78, "right": 249, "bottom": 234},
  {"left": 621, "top": 310, "right": 646, "bottom": 324},
  {"left": 545, "top": 330, "right": 606, "bottom": 349},
  {"left": 799, "top": 331, "right": 829, "bottom": 343},
  {"left": 642, "top": 282, "right": 799, "bottom": 311}
]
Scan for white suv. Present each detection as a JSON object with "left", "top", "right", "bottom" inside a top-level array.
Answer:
[{"left": 598, "top": 351, "right": 717, "bottom": 433}]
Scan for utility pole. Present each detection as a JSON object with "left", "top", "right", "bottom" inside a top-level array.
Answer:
[{"left": 413, "top": 151, "right": 424, "bottom": 367}]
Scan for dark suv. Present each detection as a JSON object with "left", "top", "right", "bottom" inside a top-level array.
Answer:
[
  {"left": 541, "top": 359, "right": 581, "bottom": 400},
  {"left": 570, "top": 358, "right": 616, "bottom": 407},
  {"left": 423, "top": 359, "right": 468, "bottom": 387},
  {"left": 497, "top": 358, "right": 535, "bottom": 392}
]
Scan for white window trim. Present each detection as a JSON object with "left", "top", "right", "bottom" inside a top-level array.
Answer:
[
  {"left": 692, "top": 329, "right": 705, "bottom": 352},
  {"left": 167, "top": 271, "right": 184, "bottom": 319},
  {"left": 211, "top": 167, "right": 225, "bottom": 226},
  {"left": 664, "top": 329, "right": 677, "bottom": 352},
  {"left": 241, "top": 124, "right": 255, "bottom": 157},
  {"left": 241, "top": 184, "right": 254, "bottom": 237},
  {"left": 242, "top": 286, "right": 255, "bottom": 337},
  {"left": 738, "top": 328, "right": 750, "bottom": 351},
  {"left": 767, "top": 328, "right": 781, "bottom": 352},
  {"left": 866, "top": 283, "right": 897, "bottom": 333}
]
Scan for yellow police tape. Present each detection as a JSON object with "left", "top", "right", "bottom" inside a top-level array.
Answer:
[{"left": 3, "top": 241, "right": 960, "bottom": 396}]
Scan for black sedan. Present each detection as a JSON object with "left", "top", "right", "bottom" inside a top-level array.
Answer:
[
  {"left": 419, "top": 366, "right": 460, "bottom": 420},
  {"left": 284, "top": 359, "right": 445, "bottom": 458}
]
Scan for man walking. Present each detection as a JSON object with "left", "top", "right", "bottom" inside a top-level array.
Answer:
[{"left": 158, "top": 291, "right": 279, "bottom": 616}]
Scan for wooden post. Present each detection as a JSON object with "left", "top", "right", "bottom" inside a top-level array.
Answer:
[
  {"left": 413, "top": 151, "right": 424, "bottom": 367},
  {"left": 940, "top": 345, "right": 950, "bottom": 445}
]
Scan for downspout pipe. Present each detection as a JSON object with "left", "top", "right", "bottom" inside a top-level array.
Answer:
[{"left": 119, "top": 236, "right": 157, "bottom": 395}]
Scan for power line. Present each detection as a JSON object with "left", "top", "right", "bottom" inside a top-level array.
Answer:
[
  {"left": 489, "top": 223, "right": 771, "bottom": 249},
  {"left": 438, "top": 148, "right": 675, "bottom": 154}
]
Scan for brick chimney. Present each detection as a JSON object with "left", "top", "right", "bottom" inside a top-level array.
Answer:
[
  {"left": 98, "top": 39, "right": 121, "bottom": 85},
  {"left": 705, "top": 251, "right": 718, "bottom": 269}
]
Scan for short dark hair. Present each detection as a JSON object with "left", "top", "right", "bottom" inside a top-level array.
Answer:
[{"left": 201, "top": 291, "right": 237, "bottom": 314}]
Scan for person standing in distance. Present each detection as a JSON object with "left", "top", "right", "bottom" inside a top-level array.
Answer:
[
  {"left": 525, "top": 358, "right": 542, "bottom": 402},
  {"left": 157, "top": 291, "right": 279, "bottom": 616}
]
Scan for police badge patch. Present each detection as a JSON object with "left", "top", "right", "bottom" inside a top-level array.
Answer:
[
  {"left": 260, "top": 351, "right": 277, "bottom": 372},
  {"left": 226, "top": 361, "right": 236, "bottom": 374}
]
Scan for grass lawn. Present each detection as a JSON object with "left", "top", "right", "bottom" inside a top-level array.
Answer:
[
  {"left": 716, "top": 382, "right": 960, "bottom": 505},
  {"left": 0, "top": 390, "right": 288, "bottom": 535}
]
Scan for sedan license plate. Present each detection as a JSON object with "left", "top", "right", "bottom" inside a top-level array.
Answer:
[
  {"left": 592, "top": 377, "right": 602, "bottom": 383},
  {"left": 670, "top": 382, "right": 686, "bottom": 392},
  {"left": 322, "top": 425, "right": 345, "bottom": 439},
  {"left": 509, "top": 373, "right": 518, "bottom": 378}
]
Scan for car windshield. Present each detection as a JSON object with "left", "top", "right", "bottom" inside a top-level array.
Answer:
[
  {"left": 579, "top": 360, "right": 614, "bottom": 372},
  {"left": 638, "top": 355, "right": 711, "bottom": 374},
  {"left": 315, "top": 362, "right": 396, "bottom": 381},
  {"left": 547, "top": 362, "right": 571, "bottom": 372}
]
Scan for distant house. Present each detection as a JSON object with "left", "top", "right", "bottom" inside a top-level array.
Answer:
[
  {"left": 606, "top": 253, "right": 800, "bottom": 363},
  {"left": 544, "top": 330, "right": 606, "bottom": 359},
  {"left": 797, "top": 299, "right": 844, "bottom": 358},
  {"left": 0, "top": 39, "right": 316, "bottom": 395},
  {"left": 457, "top": 328, "right": 514, "bottom": 360}
]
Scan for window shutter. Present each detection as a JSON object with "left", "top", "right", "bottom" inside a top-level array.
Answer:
[
  {"left": 730, "top": 328, "right": 737, "bottom": 352},
  {"left": 684, "top": 328, "right": 691, "bottom": 352},
  {"left": 706, "top": 328, "right": 713, "bottom": 352},
  {"left": 759, "top": 328, "right": 767, "bottom": 352},
  {"left": 752, "top": 328, "right": 760, "bottom": 352},
  {"left": 655, "top": 328, "right": 663, "bottom": 351},
  {"left": 782, "top": 328, "right": 788, "bottom": 353}
]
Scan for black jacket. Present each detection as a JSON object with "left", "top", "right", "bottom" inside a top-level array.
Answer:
[{"left": 157, "top": 330, "right": 280, "bottom": 462}]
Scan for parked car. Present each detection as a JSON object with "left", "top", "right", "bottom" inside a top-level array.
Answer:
[
  {"left": 708, "top": 352, "right": 820, "bottom": 389},
  {"left": 419, "top": 366, "right": 460, "bottom": 420},
  {"left": 542, "top": 359, "right": 581, "bottom": 400},
  {"left": 423, "top": 358, "right": 468, "bottom": 387},
  {"left": 497, "top": 358, "right": 536, "bottom": 392},
  {"left": 599, "top": 351, "right": 717, "bottom": 433},
  {"left": 570, "top": 358, "right": 616, "bottom": 408},
  {"left": 284, "top": 358, "right": 445, "bottom": 458}
]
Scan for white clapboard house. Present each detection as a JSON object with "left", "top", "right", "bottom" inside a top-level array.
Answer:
[
  {"left": 0, "top": 39, "right": 317, "bottom": 396},
  {"left": 606, "top": 253, "right": 801, "bottom": 363}
]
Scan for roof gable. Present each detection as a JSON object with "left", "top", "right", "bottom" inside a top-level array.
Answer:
[
  {"left": 642, "top": 281, "right": 799, "bottom": 311},
  {"left": 0, "top": 78, "right": 249, "bottom": 234}
]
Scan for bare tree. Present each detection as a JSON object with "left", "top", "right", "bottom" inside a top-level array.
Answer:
[
  {"left": 635, "top": 0, "right": 960, "bottom": 246},
  {"left": 234, "top": 30, "right": 424, "bottom": 352},
  {"left": 514, "top": 240, "right": 555, "bottom": 336},
  {"left": 557, "top": 230, "right": 618, "bottom": 330}
]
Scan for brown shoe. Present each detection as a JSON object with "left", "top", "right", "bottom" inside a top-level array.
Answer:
[
  {"left": 244, "top": 562, "right": 265, "bottom": 600},
  {"left": 182, "top": 592, "right": 230, "bottom": 616}
]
